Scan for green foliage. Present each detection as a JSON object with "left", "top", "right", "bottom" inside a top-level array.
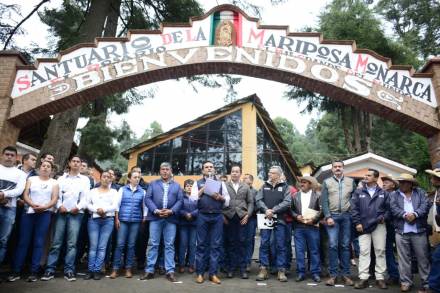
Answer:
[
  {"left": 77, "top": 115, "right": 118, "bottom": 161},
  {"left": 376, "top": 0, "right": 440, "bottom": 59},
  {"left": 139, "top": 121, "right": 163, "bottom": 142}
]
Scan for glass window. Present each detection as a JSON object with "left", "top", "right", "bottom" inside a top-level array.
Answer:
[
  {"left": 155, "top": 141, "right": 171, "bottom": 154},
  {"left": 226, "top": 131, "right": 241, "bottom": 152},
  {"left": 207, "top": 130, "right": 225, "bottom": 153},
  {"left": 256, "top": 116, "right": 294, "bottom": 183},
  {"left": 207, "top": 152, "right": 224, "bottom": 174},
  {"left": 136, "top": 110, "right": 243, "bottom": 176},
  {"left": 171, "top": 153, "right": 187, "bottom": 176},
  {"left": 186, "top": 130, "right": 207, "bottom": 153},
  {"left": 208, "top": 116, "right": 226, "bottom": 131},
  {"left": 187, "top": 153, "right": 206, "bottom": 175},
  {"left": 225, "top": 111, "right": 242, "bottom": 130},
  {"left": 137, "top": 150, "right": 153, "bottom": 175},
  {"left": 152, "top": 153, "right": 170, "bottom": 175},
  {"left": 226, "top": 152, "right": 242, "bottom": 173},
  {"left": 172, "top": 137, "right": 188, "bottom": 154}
]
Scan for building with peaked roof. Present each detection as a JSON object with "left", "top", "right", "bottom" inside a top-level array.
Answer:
[
  {"left": 122, "top": 94, "right": 301, "bottom": 187},
  {"left": 312, "top": 152, "right": 417, "bottom": 184}
]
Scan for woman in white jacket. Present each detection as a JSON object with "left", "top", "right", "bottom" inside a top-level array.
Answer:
[{"left": 84, "top": 170, "right": 119, "bottom": 280}]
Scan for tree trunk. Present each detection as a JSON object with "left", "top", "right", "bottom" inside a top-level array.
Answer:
[
  {"left": 39, "top": 0, "right": 114, "bottom": 168},
  {"left": 78, "top": 0, "right": 121, "bottom": 162},
  {"left": 340, "top": 106, "right": 354, "bottom": 154},
  {"left": 364, "top": 111, "right": 372, "bottom": 152},
  {"left": 351, "top": 107, "right": 362, "bottom": 153}
]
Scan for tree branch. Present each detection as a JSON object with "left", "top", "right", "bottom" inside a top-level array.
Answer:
[{"left": 3, "top": 0, "right": 50, "bottom": 50}]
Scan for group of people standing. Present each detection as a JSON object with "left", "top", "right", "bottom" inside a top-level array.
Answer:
[{"left": 0, "top": 145, "right": 439, "bottom": 293}]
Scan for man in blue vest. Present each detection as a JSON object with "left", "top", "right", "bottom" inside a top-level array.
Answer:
[
  {"left": 142, "top": 162, "right": 183, "bottom": 282},
  {"left": 191, "top": 161, "right": 230, "bottom": 284}
]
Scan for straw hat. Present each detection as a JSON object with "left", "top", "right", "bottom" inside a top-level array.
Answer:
[
  {"left": 299, "top": 175, "right": 318, "bottom": 188},
  {"left": 396, "top": 173, "right": 418, "bottom": 185},
  {"left": 425, "top": 168, "right": 440, "bottom": 179},
  {"left": 380, "top": 174, "right": 399, "bottom": 187}
]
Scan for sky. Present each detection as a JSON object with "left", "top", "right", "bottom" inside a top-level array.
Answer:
[{"left": 2, "top": 0, "right": 330, "bottom": 139}]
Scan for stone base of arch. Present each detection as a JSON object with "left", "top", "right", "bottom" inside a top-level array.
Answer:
[{"left": 0, "top": 52, "right": 25, "bottom": 152}]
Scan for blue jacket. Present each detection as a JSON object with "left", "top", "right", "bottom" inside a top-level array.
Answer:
[
  {"left": 179, "top": 195, "right": 198, "bottom": 226},
  {"left": 118, "top": 184, "right": 145, "bottom": 222},
  {"left": 350, "top": 185, "right": 388, "bottom": 234},
  {"left": 390, "top": 187, "right": 429, "bottom": 234},
  {"left": 145, "top": 179, "right": 183, "bottom": 223}
]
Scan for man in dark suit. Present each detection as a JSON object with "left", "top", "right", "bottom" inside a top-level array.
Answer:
[{"left": 223, "top": 165, "right": 253, "bottom": 279}]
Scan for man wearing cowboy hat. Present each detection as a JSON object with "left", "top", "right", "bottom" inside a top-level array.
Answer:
[
  {"left": 390, "top": 173, "right": 430, "bottom": 293},
  {"left": 351, "top": 169, "right": 388, "bottom": 289},
  {"left": 381, "top": 174, "right": 400, "bottom": 285},
  {"left": 291, "top": 175, "right": 322, "bottom": 283},
  {"left": 425, "top": 168, "right": 440, "bottom": 293}
]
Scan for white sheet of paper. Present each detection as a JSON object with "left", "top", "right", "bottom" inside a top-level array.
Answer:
[
  {"left": 257, "top": 213, "right": 277, "bottom": 229},
  {"left": 303, "top": 208, "right": 319, "bottom": 220},
  {"left": 204, "top": 178, "right": 221, "bottom": 196}
]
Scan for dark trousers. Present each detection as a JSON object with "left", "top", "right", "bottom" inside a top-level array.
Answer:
[
  {"left": 195, "top": 213, "right": 223, "bottom": 276},
  {"left": 245, "top": 216, "right": 257, "bottom": 266},
  {"left": 224, "top": 214, "right": 248, "bottom": 272},
  {"left": 12, "top": 211, "right": 52, "bottom": 273},
  {"left": 385, "top": 222, "right": 399, "bottom": 279}
]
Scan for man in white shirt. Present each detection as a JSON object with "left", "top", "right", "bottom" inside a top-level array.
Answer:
[
  {"left": 41, "top": 155, "right": 90, "bottom": 282},
  {"left": 0, "top": 146, "right": 26, "bottom": 268}
]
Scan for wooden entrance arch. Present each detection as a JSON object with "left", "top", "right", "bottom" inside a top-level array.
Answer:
[{"left": 1, "top": 5, "right": 440, "bottom": 165}]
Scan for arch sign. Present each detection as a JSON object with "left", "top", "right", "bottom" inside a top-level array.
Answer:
[{"left": 6, "top": 5, "right": 440, "bottom": 136}]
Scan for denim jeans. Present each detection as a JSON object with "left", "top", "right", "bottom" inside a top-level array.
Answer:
[
  {"left": 294, "top": 226, "right": 321, "bottom": 276},
  {"left": 178, "top": 225, "right": 197, "bottom": 267},
  {"left": 87, "top": 217, "right": 114, "bottom": 272},
  {"left": 224, "top": 215, "right": 248, "bottom": 272},
  {"left": 0, "top": 206, "right": 15, "bottom": 263},
  {"left": 45, "top": 213, "right": 84, "bottom": 274},
  {"left": 112, "top": 221, "right": 141, "bottom": 270},
  {"left": 385, "top": 222, "right": 399, "bottom": 279},
  {"left": 429, "top": 244, "right": 440, "bottom": 292},
  {"left": 195, "top": 213, "right": 223, "bottom": 276},
  {"left": 145, "top": 219, "right": 177, "bottom": 274},
  {"left": 284, "top": 222, "right": 293, "bottom": 270},
  {"left": 326, "top": 212, "right": 352, "bottom": 277},
  {"left": 260, "top": 222, "right": 286, "bottom": 270},
  {"left": 13, "top": 211, "right": 52, "bottom": 273},
  {"left": 245, "top": 215, "right": 257, "bottom": 266}
]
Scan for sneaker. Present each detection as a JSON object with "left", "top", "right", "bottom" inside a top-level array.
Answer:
[
  {"left": 64, "top": 272, "right": 76, "bottom": 282},
  {"left": 277, "top": 270, "right": 288, "bottom": 282},
  {"left": 7, "top": 273, "right": 21, "bottom": 282},
  {"left": 256, "top": 267, "right": 268, "bottom": 281},
  {"left": 27, "top": 275, "right": 38, "bottom": 282},
  {"left": 41, "top": 271, "right": 55, "bottom": 281}
]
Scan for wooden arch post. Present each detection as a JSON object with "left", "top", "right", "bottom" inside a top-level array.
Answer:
[
  {"left": 0, "top": 51, "right": 25, "bottom": 152},
  {"left": 422, "top": 59, "right": 440, "bottom": 167}
]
